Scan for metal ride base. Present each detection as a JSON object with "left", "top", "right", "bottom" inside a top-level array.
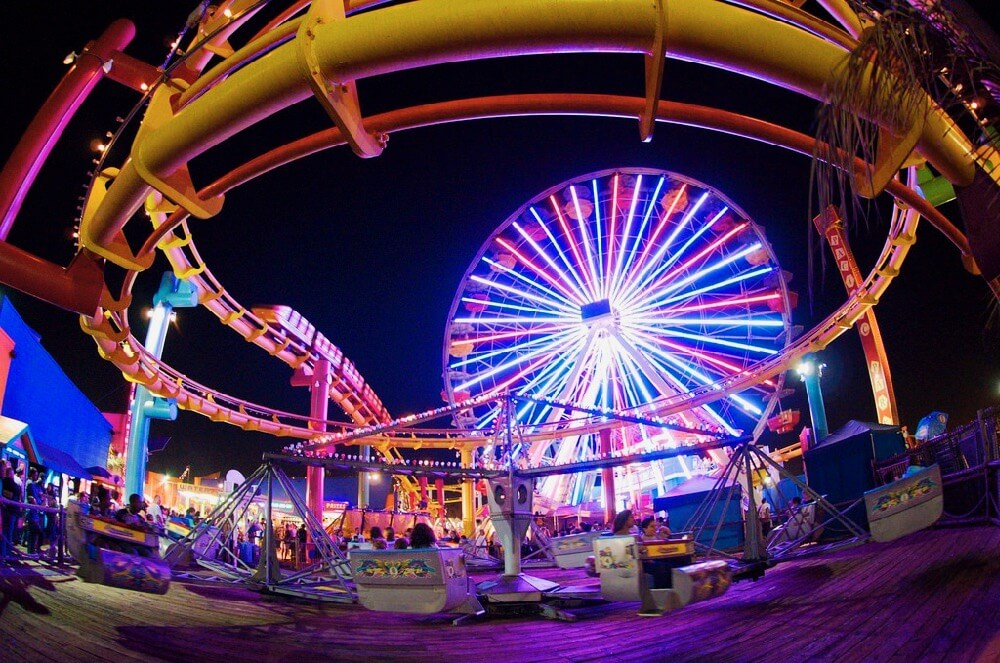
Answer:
[
  {"left": 475, "top": 574, "right": 581, "bottom": 622},
  {"left": 685, "top": 440, "right": 869, "bottom": 573},
  {"left": 472, "top": 473, "right": 582, "bottom": 621},
  {"left": 165, "top": 462, "right": 355, "bottom": 602}
]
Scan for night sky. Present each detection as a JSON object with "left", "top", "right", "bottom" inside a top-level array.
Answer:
[{"left": 1, "top": 2, "right": 997, "bottom": 479}]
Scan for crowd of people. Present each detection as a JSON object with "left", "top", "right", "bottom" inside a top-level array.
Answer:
[
  {"left": 319, "top": 521, "right": 473, "bottom": 554},
  {"left": 216, "top": 518, "right": 448, "bottom": 567},
  {"left": 1, "top": 459, "right": 63, "bottom": 562},
  {"left": 0, "top": 455, "right": 218, "bottom": 564},
  {"left": 239, "top": 517, "right": 309, "bottom": 562}
]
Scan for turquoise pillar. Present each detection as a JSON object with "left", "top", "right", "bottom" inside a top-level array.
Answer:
[
  {"left": 798, "top": 353, "right": 829, "bottom": 443},
  {"left": 124, "top": 274, "right": 198, "bottom": 498}
]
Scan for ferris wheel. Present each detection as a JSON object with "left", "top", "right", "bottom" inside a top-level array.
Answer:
[{"left": 442, "top": 168, "right": 794, "bottom": 501}]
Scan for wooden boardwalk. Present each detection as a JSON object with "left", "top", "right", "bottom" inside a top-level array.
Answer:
[{"left": 2, "top": 526, "right": 998, "bottom": 662}]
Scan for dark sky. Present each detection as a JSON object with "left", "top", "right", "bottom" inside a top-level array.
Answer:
[{"left": 1, "top": 2, "right": 997, "bottom": 478}]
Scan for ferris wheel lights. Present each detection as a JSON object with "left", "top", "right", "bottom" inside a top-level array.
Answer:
[
  {"left": 490, "top": 253, "right": 517, "bottom": 270},
  {"left": 565, "top": 186, "right": 594, "bottom": 221}
]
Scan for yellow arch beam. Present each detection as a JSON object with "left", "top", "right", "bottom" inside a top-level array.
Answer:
[{"left": 81, "top": 0, "right": 976, "bottom": 270}]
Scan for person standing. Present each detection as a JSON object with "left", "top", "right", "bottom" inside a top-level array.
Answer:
[
  {"left": 297, "top": 522, "right": 308, "bottom": 562},
  {"left": 757, "top": 499, "right": 772, "bottom": 537},
  {"left": 146, "top": 494, "right": 166, "bottom": 528},
  {"left": 24, "top": 495, "right": 42, "bottom": 554},
  {"left": 246, "top": 518, "right": 262, "bottom": 546},
  {"left": 284, "top": 522, "right": 296, "bottom": 560},
  {"left": 44, "top": 484, "right": 61, "bottom": 559},
  {"left": 1, "top": 464, "right": 23, "bottom": 560}
]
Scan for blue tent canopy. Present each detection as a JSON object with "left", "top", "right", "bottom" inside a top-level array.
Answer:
[
  {"left": 0, "top": 297, "right": 112, "bottom": 474},
  {"left": 804, "top": 420, "right": 906, "bottom": 530},
  {"left": 653, "top": 475, "right": 743, "bottom": 550},
  {"left": 811, "top": 419, "right": 902, "bottom": 450}
]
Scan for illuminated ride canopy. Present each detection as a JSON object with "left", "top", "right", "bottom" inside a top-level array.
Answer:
[{"left": 443, "top": 168, "right": 792, "bottom": 504}]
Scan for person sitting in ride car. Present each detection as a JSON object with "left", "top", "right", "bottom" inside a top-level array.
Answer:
[
  {"left": 612, "top": 509, "right": 636, "bottom": 535},
  {"left": 114, "top": 493, "right": 149, "bottom": 529},
  {"left": 639, "top": 516, "right": 671, "bottom": 540}
]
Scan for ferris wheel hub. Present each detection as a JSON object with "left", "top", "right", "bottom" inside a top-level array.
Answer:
[{"left": 580, "top": 299, "right": 615, "bottom": 328}]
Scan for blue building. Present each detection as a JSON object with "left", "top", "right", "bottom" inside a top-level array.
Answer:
[{"left": 0, "top": 295, "right": 112, "bottom": 484}]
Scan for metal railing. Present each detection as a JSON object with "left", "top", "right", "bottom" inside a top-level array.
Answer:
[{"left": 874, "top": 406, "right": 999, "bottom": 524}]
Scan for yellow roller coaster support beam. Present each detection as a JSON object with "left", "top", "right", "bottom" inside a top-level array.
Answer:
[
  {"left": 83, "top": 0, "right": 977, "bottom": 271},
  {"left": 461, "top": 448, "right": 475, "bottom": 538},
  {"left": 296, "top": 0, "right": 385, "bottom": 158}
]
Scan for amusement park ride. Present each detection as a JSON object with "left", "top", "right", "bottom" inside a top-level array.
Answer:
[{"left": 1, "top": 0, "right": 997, "bottom": 618}]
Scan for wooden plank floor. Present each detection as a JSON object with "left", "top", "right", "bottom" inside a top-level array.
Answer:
[{"left": 1, "top": 526, "right": 998, "bottom": 662}]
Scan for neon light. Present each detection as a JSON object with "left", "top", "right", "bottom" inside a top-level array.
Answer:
[
  {"left": 450, "top": 327, "right": 581, "bottom": 369},
  {"left": 525, "top": 210, "right": 589, "bottom": 301},
  {"left": 621, "top": 207, "right": 735, "bottom": 308},
  {"left": 549, "top": 195, "right": 596, "bottom": 299},
  {"left": 644, "top": 327, "right": 778, "bottom": 355},
  {"left": 460, "top": 296, "right": 572, "bottom": 316},
  {"left": 627, "top": 346, "right": 741, "bottom": 435},
  {"left": 458, "top": 326, "right": 564, "bottom": 345},
  {"left": 592, "top": 178, "right": 604, "bottom": 296},
  {"left": 605, "top": 173, "right": 620, "bottom": 297},
  {"left": 623, "top": 184, "right": 688, "bottom": 292},
  {"left": 635, "top": 261, "right": 772, "bottom": 315},
  {"left": 630, "top": 334, "right": 778, "bottom": 390},
  {"left": 662, "top": 191, "right": 709, "bottom": 256},
  {"left": 648, "top": 317, "right": 785, "bottom": 327},
  {"left": 610, "top": 174, "right": 644, "bottom": 297},
  {"left": 497, "top": 234, "right": 580, "bottom": 303},
  {"left": 570, "top": 185, "right": 601, "bottom": 299},
  {"left": 615, "top": 190, "right": 709, "bottom": 304},
  {"left": 614, "top": 175, "right": 665, "bottom": 295},
  {"left": 452, "top": 315, "right": 581, "bottom": 325},
  {"left": 461, "top": 329, "right": 588, "bottom": 393},
  {"left": 471, "top": 270, "right": 577, "bottom": 313},
  {"left": 651, "top": 292, "right": 781, "bottom": 314},
  {"left": 627, "top": 333, "right": 763, "bottom": 417}
]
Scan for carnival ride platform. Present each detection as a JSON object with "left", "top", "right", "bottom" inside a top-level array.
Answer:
[{"left": 1, "top": 525, "right": 997, "bottom": 662}]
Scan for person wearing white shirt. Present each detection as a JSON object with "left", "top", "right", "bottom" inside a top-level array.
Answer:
[{"left": 146, "top": 494, "right": 166, "bottom": 527}]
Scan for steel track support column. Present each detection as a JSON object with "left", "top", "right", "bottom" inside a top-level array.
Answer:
[
  {"left": 304, "top": 359, "right": 332, "bottom": 522},
  {"left": 600, "top": 428, "right": 616, "bottom": 525},
  {"left": 124, "top": 273, "right": 196, "bottom": 497},
  {"left": 798, "top": 354, "right": 830, "bottom": 443},
  {"left": 461, "top": 448, "right": 475, "bottom": 537}
]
